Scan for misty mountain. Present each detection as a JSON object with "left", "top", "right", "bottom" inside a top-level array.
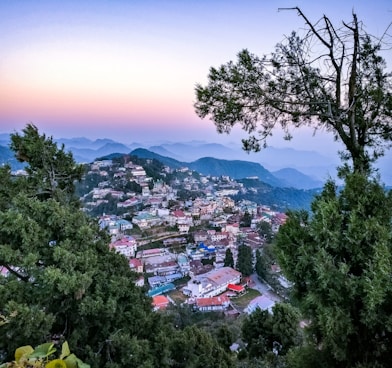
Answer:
[
  {"left": 0, "top": 133, "right": 10, "bottom": 146},
  {"left": 148, "top": 145, "right": 184, "bottom": 161},
  {"left": 70, "top": 142, "right": 131, "bottom": 162},
  {"left": 155, "top": 142, "right": 236, "bottom": 162},
  {"left": 0, "top": 145, "right": 25, "bottom": 170},
  {"left": 272, "top": 168, "right": 324, "bottom": 189}
]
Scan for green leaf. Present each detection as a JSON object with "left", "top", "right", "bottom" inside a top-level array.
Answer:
[
  {"left": 60, "top": 341, "right": 71, "bottom": 360},
  {"left": 75, "top": 357, "right": 91, "bottom": 368},
  {"left": 15, "top": 345, "right": 34, "bottom": 362},
  {"left": 30, "top": 343, "right": 56, "bottom": 358},
  {"left": 64, "top": 354, "right": 78, "bottom": 368}
]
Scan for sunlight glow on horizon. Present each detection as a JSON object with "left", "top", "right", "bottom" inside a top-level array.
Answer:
[{"left": 1, "top": 0, "right": 391, "bottom": 154}]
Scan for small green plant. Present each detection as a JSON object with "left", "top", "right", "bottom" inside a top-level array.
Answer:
[{"left": 0, "top": 341, "right": 90, "bottom": 368}]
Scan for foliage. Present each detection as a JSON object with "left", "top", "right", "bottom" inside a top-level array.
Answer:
[
  {"left": 224, "top": 248, "right": 234, "bottom": 268},
  {"left": 241, "top": 303, "right": 301, "bottom": 360},
  {"left": 240, "top": 210, "right": 252, "bottom": 228},
  {"left": 233, "top": 179, "right": 317, "bottom": 211},
  {"left": 257, "top": 221, "right": 274, "bottom": 244},
  {"left": 0, "top": 341, "right": 89, "bottom": 368},
  {"left": 236, "top": 244, "right": 253, "bottom": 276},
  {"left": 275, "top": 172, "right": 392, "bottom": 367},
  {"left": 0, "top": 126, "right": 234, "bottom": 368},
  {"left": 10, "top": 124, "right": 84, "bottom": 205},
  {"left": 195, "top": 9, "right": 392, "bottom": 174}
]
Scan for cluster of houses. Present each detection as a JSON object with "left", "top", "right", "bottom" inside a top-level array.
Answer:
[{"left": 85, "top": 158, "right": 289, "bottom": 313}]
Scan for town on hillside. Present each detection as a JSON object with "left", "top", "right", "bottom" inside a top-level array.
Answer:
[{"left": 73, "top": 155, "right": 291, "bottom": 314}]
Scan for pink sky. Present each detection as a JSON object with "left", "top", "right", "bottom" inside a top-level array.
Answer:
[{"left": 1, "top": 0, "right": 391, "bottom": 155}]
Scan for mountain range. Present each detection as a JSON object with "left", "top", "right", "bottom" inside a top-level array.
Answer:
[{"left": 2, "top": 132, "right": 391, "bottom": 188}]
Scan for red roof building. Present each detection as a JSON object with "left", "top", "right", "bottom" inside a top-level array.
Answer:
[
  {"left": 195, "top": 295, "right": 230, "bottom": 311},
  {"left": 152, "top": 295, "right": 170, "bottom": 311},
  {"left": 227, "top": 284, "right": 245, "bottom": 293}
]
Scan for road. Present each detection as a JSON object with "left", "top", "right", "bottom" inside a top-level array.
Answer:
[{"left": 249, "top": 273, "right": 283, "bottom": 302}]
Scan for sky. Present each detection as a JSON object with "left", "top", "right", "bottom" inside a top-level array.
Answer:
[{"left": 0, "top": 0, "right": 391, "bottom": 156}]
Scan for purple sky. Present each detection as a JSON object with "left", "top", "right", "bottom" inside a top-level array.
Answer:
[{"left": 0, "top": 0, "right": 391, "bottom": 156}]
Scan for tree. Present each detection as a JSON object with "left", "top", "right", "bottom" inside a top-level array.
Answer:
[
  {"left": 195, "top": 9, "right": 392, "bottom": 174},
  {"left": 10, "top": 124, "right": 84, "bottom": 204},
  {"left": 242, "top": 303, "right": 301, "bottom": 360},
  {"left": 255, "top": 249, "right": 268, "bottom": 281},
  {"left": 0, "top": 125, "right": 234, "bottom": 368},
  {"left": 257, "top": 221, "right": 273, "bottom": 244},
  {"left": 224, "top": 248, "right": 234, "bottom": 268},
  {"left": 236, "top": 244, "right": 253, "bottom": 276},
  {"left": 274, "top": 172, "right": 392, "bottom": 367},
  {"left": 240, "top": 210, "right": 252, "bottom": 228}
]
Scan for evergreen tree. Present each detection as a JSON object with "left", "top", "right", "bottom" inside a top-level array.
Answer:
[
  {"left": 0, "top": 125, "right": 234, "bottom": 367},
  {"left": 236, "top": 244, "right": 253, "bottom": 276},
  {"left": 224, "top": 248, "right": 234, "bottom": 268},
  {"left": 275, "top": 172, "right": 392, "bottom": 367},
  {"left": 242, "top": 303, "right": 301, "bottom": 360},
  {"left": 195, "top": 10, "right": 392, "bottom": 174},
  {"left": 257, "top": 221, "right": 273, "bottom": 244},
  {"left": 240, "top": 210, "right": 252, "bottom": 228},
  {"left": 255, "top": 249, "right": 267, "bottom": 281}
]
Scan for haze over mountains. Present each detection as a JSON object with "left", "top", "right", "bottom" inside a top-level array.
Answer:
[{"left": 1, "top": 132, "right": 392, "bottom": 187}]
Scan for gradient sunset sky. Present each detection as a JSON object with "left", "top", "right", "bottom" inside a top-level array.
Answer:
[{"left": 1, "top": 0, "right": 391, "bottom": 153}]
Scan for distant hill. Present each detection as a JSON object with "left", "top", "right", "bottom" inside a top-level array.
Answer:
[
  {"left": 148, "top": 145, "right": 184, "bottom": 161},
  {"left": 235, "top": 178, "right": 320, "bottom": 212},
  {"left": 187, "top": 157, "right": 285, "bottom": 187},
  {"left": 272, "top": 168, "right": 323, "bottom": 189},
  {"left": 130, "top": 148, "right": 184, "bottom": 169},
  {"left": 130, "top": 149, "right": 319, "bottom": 189},
  {"left": 69, "top": 142, "right": 131, "bottom": 163},
  {"left": 0, "top": 145, "right": 25, "bottom": 171}
]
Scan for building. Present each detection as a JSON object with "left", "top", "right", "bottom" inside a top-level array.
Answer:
[
  {"left": 109, "top": 236, "right": 137, "bottom": 258},
  {"left": 246, "top": 295, "right": 276, "bottom": 314},
  {"left": 194, "top": 295, "right": 230, "bottom": 312},
  {"left": 184, "top": 267, "right": 241, "bottom": 298},
  {"left": 129, "top": 258, "right": 143, "bottom": 273},
  {"left": 152, "top": 295, "right": 170, "bottom": 311}
]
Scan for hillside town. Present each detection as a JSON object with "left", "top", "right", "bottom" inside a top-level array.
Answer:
[{"left": 79, "top": 156, "right": 290, "bottom": 314}]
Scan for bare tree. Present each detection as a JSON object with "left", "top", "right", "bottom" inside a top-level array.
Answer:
[{"left": 195, "top": 8, "right": 392, "bottom": 174}]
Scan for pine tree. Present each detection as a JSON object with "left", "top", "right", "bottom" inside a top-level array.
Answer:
[
  {"left": 275, "top": 172, "right": 392, "bottom": 367},
  {"left": 224, "top": 248, "right": 234, "bottom": 268},
  {"left": 236, "top": 244, "right": 253, "bottom": 276},
  {"left": 0, "top": 125, "right": 234, "bottom": 368}
]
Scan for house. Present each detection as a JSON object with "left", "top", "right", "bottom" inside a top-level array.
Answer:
[
  {"left": 145, "top": 260, "right": 179, "bottom": 276},
  {"left": 134, "top": 276, "right": 144, "bottom": 287},
  {"left": 246, "top": 295, "right": 276, "bottom": 314},
  {"left": 152, "top": 295, "right": 170, "bottom": 311},
  {"left": 225, "top": 223, "right": 240, "bottom": 235},
  {"left": 194, "top": 295, "right": 230, "bottom": 312},
  {"left": 129, "top": 258, "right": 143, "bottom": 273},
  {"left": 137, "top": 248, "right": 168, "bottom": 259},
  {"left": 184, "top": 267, "right": 242, "bottom": 298},
  {"left": 109, "top": 236, "right": 137, "bottom": 258},
  {"left": 194, "top": 230, "right": 209, "bottom": 243},
  {"left": 117, "top": 197, "right": 140, "bottom": 208},
  {"left": 132, "top": 212, "right": 161, "bottom": 229}
]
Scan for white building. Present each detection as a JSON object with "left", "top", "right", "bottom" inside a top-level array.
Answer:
[{"left": 184, "top": 267, "right": 241, "bottom": 298}]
